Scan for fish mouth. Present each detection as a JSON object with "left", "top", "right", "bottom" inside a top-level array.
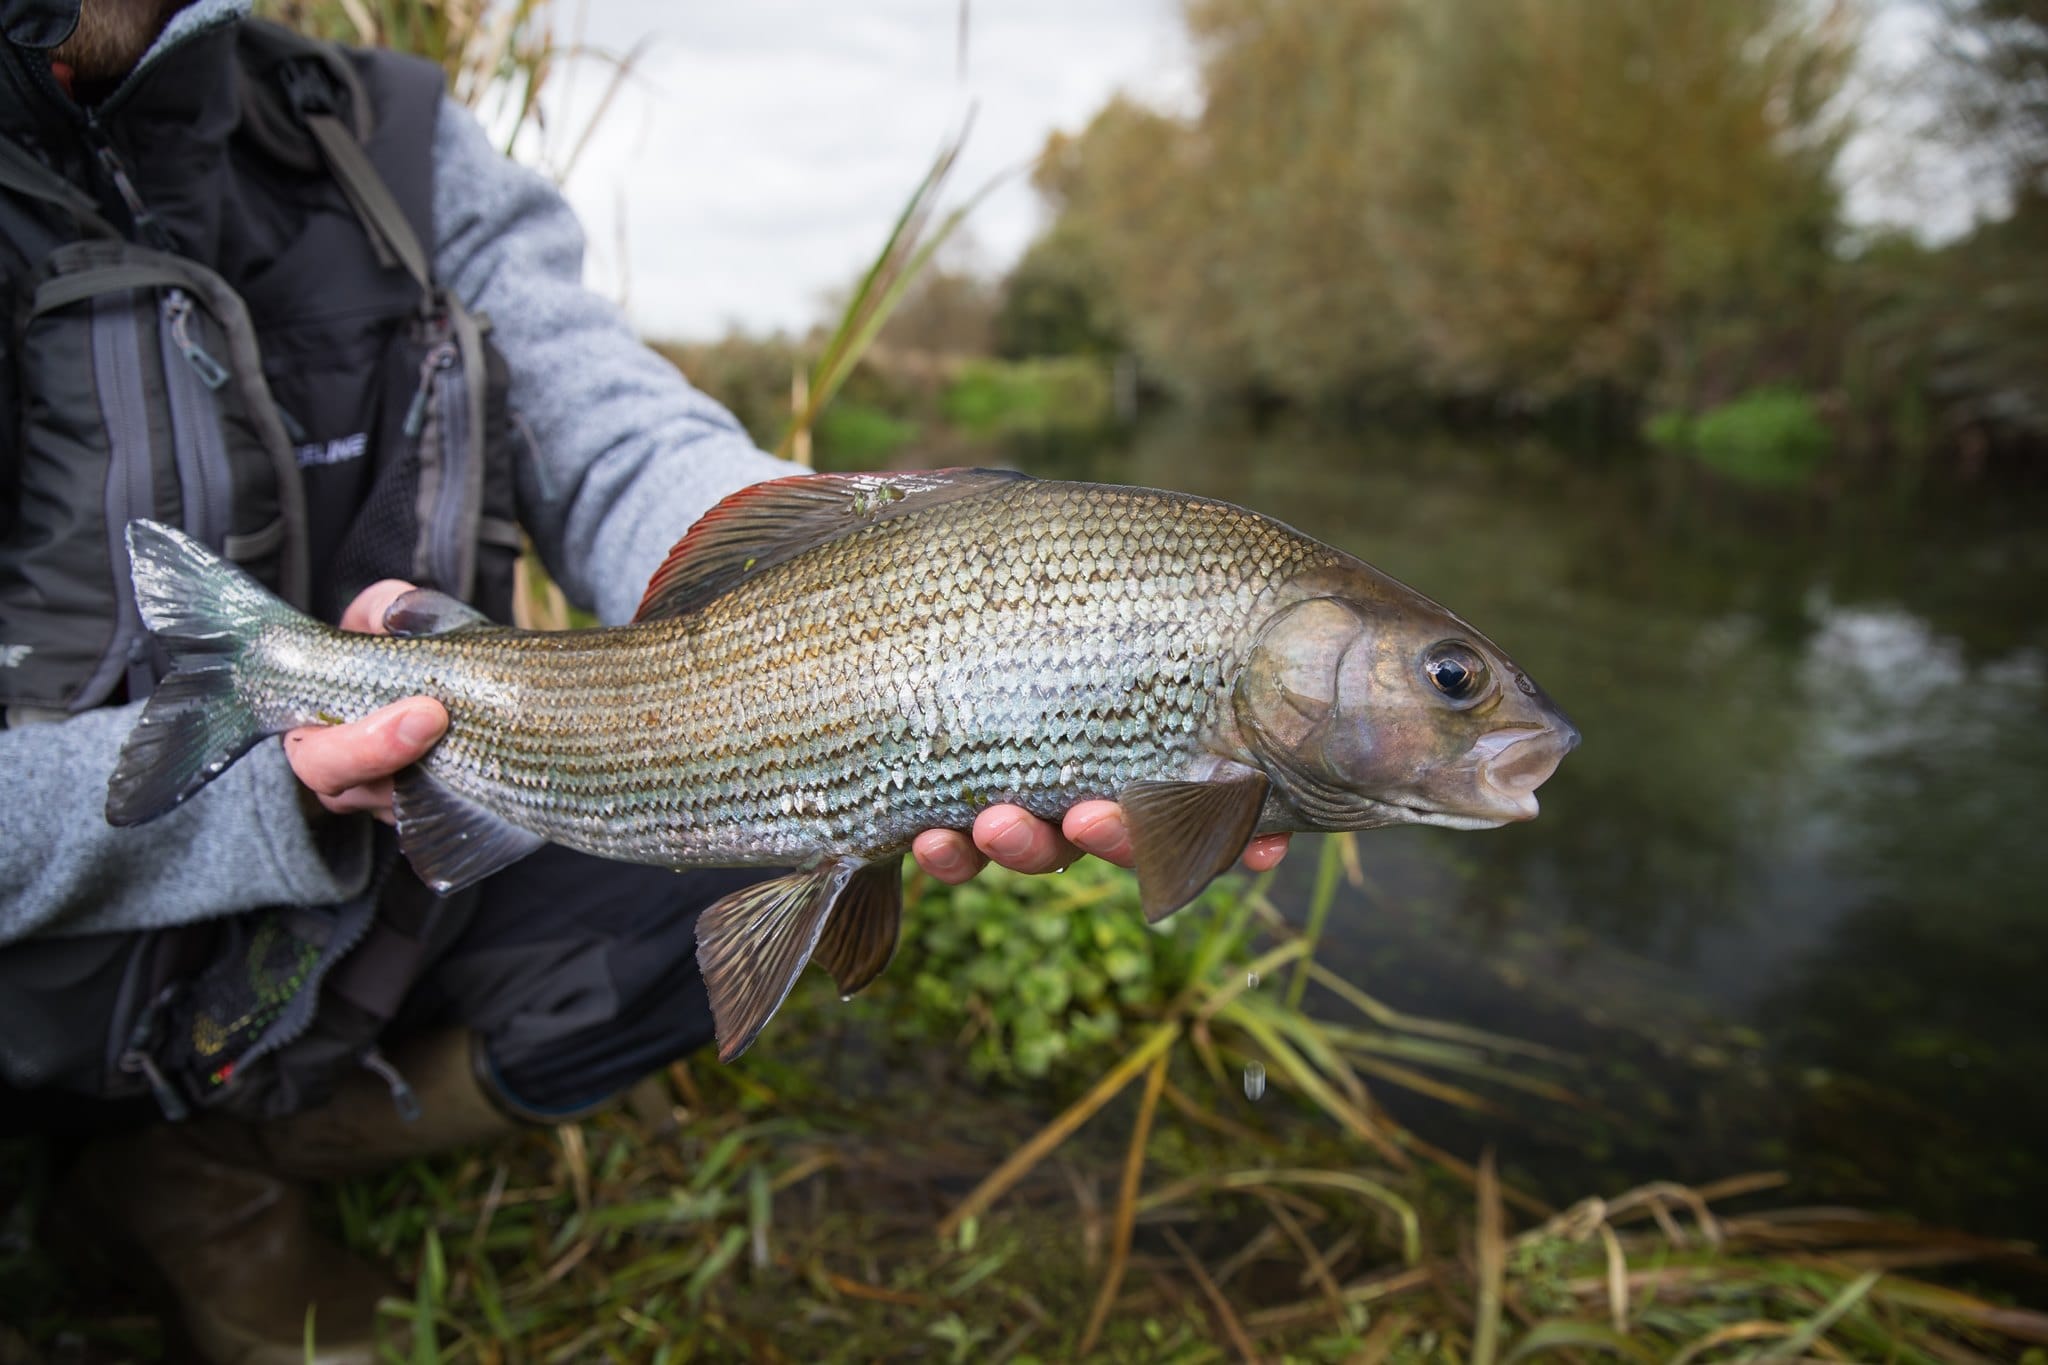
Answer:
[{"left": 1470, "top": 721, "right": 1579, "bottom": 822}]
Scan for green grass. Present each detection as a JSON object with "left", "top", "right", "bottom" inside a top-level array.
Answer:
[
  {"left": 8, "top": 845, "right": 2044, "bottom": 1362},
  {"left": 320, "top": 844, "right": 2045, "bottom": 1362}
]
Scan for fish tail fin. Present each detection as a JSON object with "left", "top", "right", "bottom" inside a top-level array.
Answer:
[{"left": 105, "top": 520, "right": 296, "bottom": 826}]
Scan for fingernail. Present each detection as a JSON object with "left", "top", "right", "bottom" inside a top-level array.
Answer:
[
  {"left": 396, "top": 706, "right": 441, "bottom": 748},
  {"left": 1069, "top": 811, "right": 1114, "bottom": 848},
  {"left": 985, "top": 815, "right": 1033, "bottom": 861}
]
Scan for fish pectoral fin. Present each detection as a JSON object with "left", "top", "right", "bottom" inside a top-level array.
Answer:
[
  {"left": 392, "top": 766, "right": 547, "bottom": 895},
  {"left": 697, "top": 859, "right": 861, "bottom": 1062},
  {"left": 381, "top": 588, "right": 495, "bottom": 637},
  {"left": 810, "top": 857, "right": 903, "bottom": 998},
  {"left": 632, "top": 468, "right": 1031, "bottom": 622},
  {"left": 1119, "top": 772, "right": 1271, "bottom": 924}
]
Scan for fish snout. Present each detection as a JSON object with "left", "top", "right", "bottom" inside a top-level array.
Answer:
[{"left": 1472, "top": 721, "right": 1577, "bottom": 821}]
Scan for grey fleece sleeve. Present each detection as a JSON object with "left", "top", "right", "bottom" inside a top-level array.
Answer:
[
  {"left": 0, "top": 99, "right": 798, "bottom": 946},
  {"left": 0, "top": 712, "right": 374, "bottom": 944},
  {"left": 430, "top": 99, "right": 802, "bottom": 625}
]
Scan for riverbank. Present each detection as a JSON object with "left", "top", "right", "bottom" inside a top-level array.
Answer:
[{"left": 8, "top": 853, "right": 2043, "bottom": 1361}]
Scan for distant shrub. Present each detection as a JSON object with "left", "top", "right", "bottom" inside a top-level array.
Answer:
[
  {"left": 814, "top": 402, "right": 920, "bottom": 465},
  {"left": 942, "top": 358, "right": 1114, "bottom": 440},
  {"left": 1649, "top": 387, "right": 1833, "bottom": 487}
]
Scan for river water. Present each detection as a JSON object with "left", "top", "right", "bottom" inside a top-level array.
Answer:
[{"left": 1024, "top": 415, "right": 2048, "bottom": 1238}]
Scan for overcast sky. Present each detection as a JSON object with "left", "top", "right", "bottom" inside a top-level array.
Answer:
[
  {"left": 523, "top": 1, "right": 1196, "bottom": 341},
  {"left": 522, "top": 1, "right": 1959, "bottom": 344}
]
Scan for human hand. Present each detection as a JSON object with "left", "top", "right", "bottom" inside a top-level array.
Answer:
[
  {"left": 911, "top": 801, "right": 1290, "bottom": 884},
  {"left": 283, "top": 579, "right": 448, "bottom": 824}
]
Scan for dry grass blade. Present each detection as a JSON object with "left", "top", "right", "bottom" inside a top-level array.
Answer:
[
  {"left": 1077, "top": 1047, "right": 1167, "bottom": 1355},
  {"left": 1192, "top": 939, "right": 1309, "bottom": 1023},
  {"left": 1162, "top": 1225, "right": 1262, "bottom": 1364},
  {"left": 1599, "top": 1222, "right": 1630, "bottom": 1333},
  {"left": 1752, "top": 1269, "right": 1882, "bottom": 1360},
  {"left": 1253, "top": 1189, "right": 1348, "bottom": 1328},
  {"left": 1224, "top": 1005, "right": 1406, "bottom": 1166},
  {"left": 1668, "top": 1321, "right": 1811, "bottom": 1365},
  {"left": 1244, "top": 1266, "right": 1434, "bottom": 1332},
  {"left": 1353, "top": 1309, "right": 1415, "bottom": 1365},
  {"left": 936, "top": 1019, "right": 1180, "bottom": 1240},
  {"left": 1139, "top": 1168, "right": 1422, "bottom": 1266},
  {"left": 1306, "top": 962, "right": 1575, "bottom": 1063},
  {"left": 1473, "top": 1149, "right": 1506, "bottom": 1365},
  {"left": 1159, "top": 1075, "right": 1277, "bottom": 1148},
  {"left": 1211, "top": 1222, "right": 1286, "bottom": 1290}
]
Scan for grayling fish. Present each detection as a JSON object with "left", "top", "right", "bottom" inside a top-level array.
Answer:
[{"left": 107, "top": 469, "right": 1578, "bottom": 1059}]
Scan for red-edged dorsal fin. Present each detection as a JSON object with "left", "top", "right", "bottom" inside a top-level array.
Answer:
[{"left": 632, "top": 468, "right": 1031, "bottom": 622}]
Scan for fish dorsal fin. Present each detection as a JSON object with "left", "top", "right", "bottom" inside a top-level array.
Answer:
[
  {"left": 392, "top": 765, "right": 548, "bottom": 894},
  {"left": 1119, "top": 771, "right": 1271, "bottom": 923},
  {"left": 382, "top": 588, "right": 493, "bottom": 637},
  {"left": 810, "top": 856, "right": 903, "bottom": 998},
  {"left": 633, "top": 468, "right": 1031, "bottom": 623}
]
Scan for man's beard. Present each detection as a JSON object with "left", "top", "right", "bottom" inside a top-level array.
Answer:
[{"left": 51, "top": 0, "right": 188, "bottom": 84}]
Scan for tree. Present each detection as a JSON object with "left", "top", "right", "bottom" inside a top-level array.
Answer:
[{"left": 1022, "top": 0, "right": 1856, "bottom": 409}]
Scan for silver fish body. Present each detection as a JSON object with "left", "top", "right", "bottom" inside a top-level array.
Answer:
[{"left": 110, "top": 469, "right": 1578, "bottom": 1057}]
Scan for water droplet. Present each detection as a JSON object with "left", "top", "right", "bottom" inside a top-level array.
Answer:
[
  {"left": 1246, "top": 971, "right": 1260, "bottom": 990},
  {"left": 1242, "top": 1060, "right": 1267, "bottom": 1102}
]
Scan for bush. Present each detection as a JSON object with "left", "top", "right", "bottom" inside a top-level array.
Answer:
[
  {"left": 941, "top": 358, "right": 1115, "bottom": 441},
  {"left": 814, "top": 402, "right": 920, "bottom": 465},
  {"left": 1649, "top": 386, "right": 1834, "bottom": 487},
  {"left": 861, "top": 862, "right": 1247, "bottom": 1082}
]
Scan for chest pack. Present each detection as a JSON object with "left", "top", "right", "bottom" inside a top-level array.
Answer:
[{"left": 0, "top": 22, "right": 519, "bottom": 722}]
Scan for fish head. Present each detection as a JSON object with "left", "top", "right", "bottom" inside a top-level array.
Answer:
[{"left": 1233, "top": 563, "right": 1579, "bottom": 831}]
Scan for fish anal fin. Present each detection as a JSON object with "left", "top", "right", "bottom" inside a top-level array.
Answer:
[
  {"left": 392, "top": 766, "right": 547, "bottom": 894},
  {"left": 382, "top": 588, "right": 493, "bottom": 637},
  {"left": 697, "top": 860, "right": 860, "bottom": 1061},
  {"left": 810, "top": 857, "right": 903, "bottom": 997},
  {"left": 633, "top": 468, "right": 1031, "bottom": 622},
  {"left": 1119, "top": 772, "right": 1271, "bottom": 923}
]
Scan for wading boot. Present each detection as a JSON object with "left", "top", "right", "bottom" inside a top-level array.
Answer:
[{"left": 68, "top": 1030, "right": 520, "bottom": 1365}]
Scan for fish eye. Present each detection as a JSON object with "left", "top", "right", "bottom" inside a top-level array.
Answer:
[{"left": 1423, "top": 642, "right": 1489, "bottom": 707}]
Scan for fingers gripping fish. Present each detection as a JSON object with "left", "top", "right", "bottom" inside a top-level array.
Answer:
[{"left": 106, "top": 470, "right": 1579, "bottom": 1060}]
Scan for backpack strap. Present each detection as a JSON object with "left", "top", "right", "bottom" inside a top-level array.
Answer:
[
  {"left": 236, "top": 23, "right": 436, "bottom": 301},
  {"left": 0, "top": 134, "right": 122, "bottom": 241},
  {"left": 286, "top": 75, "right": 434, "bottom": 297}
]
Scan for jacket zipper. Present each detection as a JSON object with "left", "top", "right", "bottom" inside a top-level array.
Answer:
[
  {"left": 160, "top": 288, "right": 236, "bottom": 553},
  {"left": 91, "top": 292, "right": 159, "bottom": 705},
  {"left": 401, "top": 338, "right": 456, "bottom": 438},
  {"left": 82, "top": 117, "right": 176, "bottom": 253},
  {"left": 403, "top": 329, "right": 477, "bottom": 594}
]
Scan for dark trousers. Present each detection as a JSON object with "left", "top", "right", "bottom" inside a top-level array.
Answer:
[
  {"left": 393, "top": 847, "right": 772, "bottom": 1116},
  {"left": 0, "top": 846, "right": 775, "bottom": 1132}
]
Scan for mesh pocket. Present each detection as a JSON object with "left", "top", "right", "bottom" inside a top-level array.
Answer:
[{"left": 164, "top": 911, "right": 325, "bottom": 1093}]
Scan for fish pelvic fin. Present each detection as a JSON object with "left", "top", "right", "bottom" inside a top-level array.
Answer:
[
  {"left": 1120, "top": 771, "right": 1271, "bottom": 923},
  {"left": 391, "top": 765, "right": 547, "bottom": 894},
  {"left": 698, "top": 857, "right": 885, "bottom": 1062},
  {"left": 810, "top": 856, "right": 903, "bottom": 998},
  {"left": 105, "top": 521, "right": 299, "bottom": 826},
  {"left": 633, "top": 469, "right": 1031, "bottom": 622}
]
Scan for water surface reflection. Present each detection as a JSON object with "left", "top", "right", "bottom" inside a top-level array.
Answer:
[{"left": 1031, "top": 417, "right": 2048, "bottom": 1233}]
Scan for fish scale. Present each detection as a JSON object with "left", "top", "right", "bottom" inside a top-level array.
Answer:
[
  {"left": 223, "top": 479, "right": 1331, "bottom": 873},
  {"left": 110, "top": 467, "right": 1576, "bottom": 1060}
]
